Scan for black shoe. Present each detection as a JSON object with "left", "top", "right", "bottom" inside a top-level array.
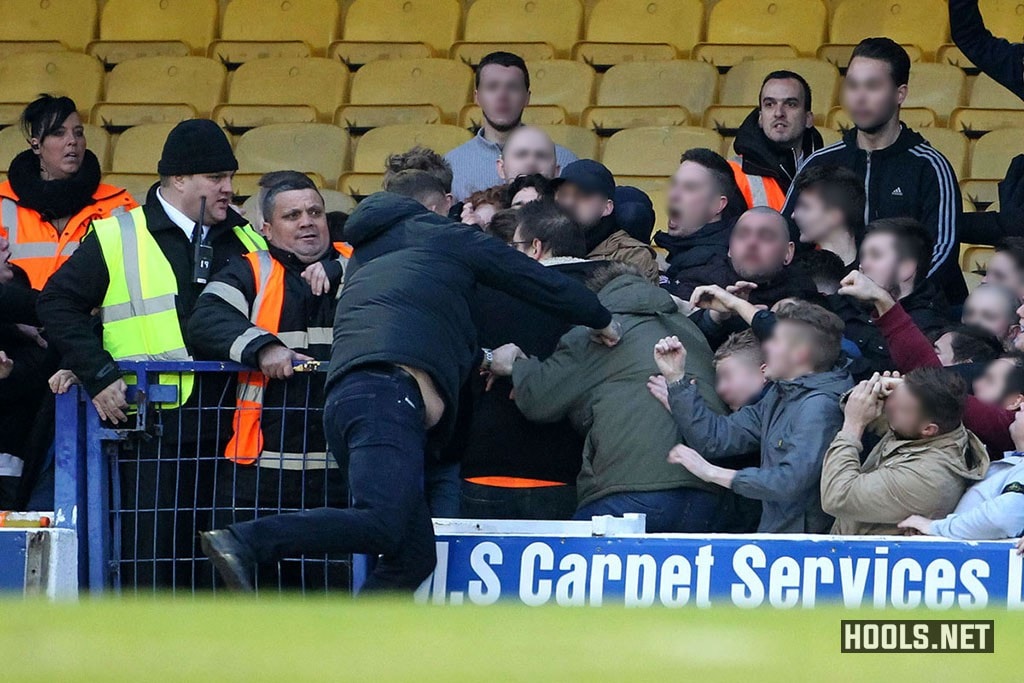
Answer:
[{"left": 200, "top": 529, "right": 255, "bottom": 592}]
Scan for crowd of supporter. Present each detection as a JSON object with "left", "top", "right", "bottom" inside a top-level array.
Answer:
[{"left": 5, "top": 3, "right": 1024, "bottom": 590}]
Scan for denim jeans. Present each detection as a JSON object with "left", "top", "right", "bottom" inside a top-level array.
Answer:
[
  {"left": 230, "top": 366, "right": 436, "bottom": 592},
  {"left": 573, "top": 487, "right": 720, "bottom": 533},
  {"left": 460, "top": 481, "right": 578, "bottom": 520}
]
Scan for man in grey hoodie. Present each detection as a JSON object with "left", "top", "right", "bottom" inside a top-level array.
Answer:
[{"left": 654, "top": 301, "right": 853, "bottom": 533}]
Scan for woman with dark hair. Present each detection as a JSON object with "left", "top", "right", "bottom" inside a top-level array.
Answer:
[{"left": 0, "top": 95, "right": 137, "bottom": 289}]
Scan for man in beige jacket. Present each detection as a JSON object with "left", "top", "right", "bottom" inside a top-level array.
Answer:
[{"left": 821, "top": 368, "right": 990, "bottom": 535}]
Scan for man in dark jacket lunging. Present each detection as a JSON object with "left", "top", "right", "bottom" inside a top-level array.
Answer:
[
  {"left": 201, "top": 192, "right": 619, "bottom": 592},
  {"left": 782, "top": 38, "right": 965, "bottom": 304},
  {"left": 488, "top": 263, "right": 727, "bottom": 532}
]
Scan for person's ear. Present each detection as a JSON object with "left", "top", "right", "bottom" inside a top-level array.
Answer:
[
  {"left": 896, "top": 83, "right": 908, "bottom": 107},
  {"left": 784, "top": 241, "right": 795, "bottom": 266},
  {"left": 804, "top": 111, "right": 815, "bottom": 129},
  {"left": 261, "top": 221, "right": 273, "bottom": 240},
  {"left": 920, "top": 422, "right": 940, "bottom": 439},
  {"left": 472, "top": 88, "right": 480, "bottom": 107},
  {"left": 29, "top": 138, "right": 40, "bottom": 154},
  {"left": 715, "top": 194, "right": 729, "bottom": 216},
  {"left": 1006, "top": 393, "right": 1024, "bottom": 411},
  {"left": 602, "top": 199, "right": 614, "bottom": 218},
  {"left": 531, "top": 238, "right": 543, "bottom": 259},
  {"left": 496, "top": 157, "right": 506, "bottom": 180}
]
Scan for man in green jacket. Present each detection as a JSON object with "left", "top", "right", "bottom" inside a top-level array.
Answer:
[{"left": 489, "top": 263, "right": 727, "bottom": 532}]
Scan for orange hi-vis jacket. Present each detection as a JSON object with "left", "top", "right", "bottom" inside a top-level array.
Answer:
[
  {"left": 0, "top": 181, "right": 137, "bottom": 289},
  {"left": 728, "top": 159, "right": 787, "bottom": 212}
]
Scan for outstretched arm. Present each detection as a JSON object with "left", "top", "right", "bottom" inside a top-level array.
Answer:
[{"left": 950, "top": 0, "right": 1024, "bottom": 99}]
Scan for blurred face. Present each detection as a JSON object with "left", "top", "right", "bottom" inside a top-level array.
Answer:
[
  {"left": 715, "top": 355, "right": 767, "bottom": 412},
  {"left": 171, "top": 171, "right": 235, "bottom": 225},
  {"left": 554, "top": 183, "right": 612, "bottom": 231},
  {"left": 933, "top": 332, "right": 958, "bottom": 367},
  {"left": 475, "top": 64, "right": 530, "bottom": 133},
  {"left": 667, "top": 161, "right": 727, "bottom": 236},
  {"left": 34, "top": 111, "right": 86, "bottom": 181},
  {"left": 973, "top": 358, "right": 1023, "bottom": 408},
  {"left": 793, "top": 190, "right": 844, "bottom": 245},
  {"left": 883, "top": 384, "right": 936, "bottom": 440},
  {"left": 511, "top": 186, "right": 541, "bottom": 207},
  {"left": 263, "top": 188, "right": 329, "bottom": 264},
  {"left": 858, "top": 233, "right": 909, "bottom": 295},
  {"left": 983, "top": 251, "right": 1024, "bottom": 297},
  {"left": 728, "top": 211, "right": 794, "bottom": 281},
  {"left": 759, "top": 78, "right": 813, "bottom": 148},
  {"left": 498, "top": 128, "right": 558, "bottom": 180},
  {"left": 843, "top": 57, "right": 906, "bottom": 133},
  {"left": 763, "top": 322, "right": 809, "bottom": 381},
  {"left": 962, "top": 288, "right": 1018, "bottom": 342},
  {"left": 0, "top": 236, "right": 12, "bottom": 284}
]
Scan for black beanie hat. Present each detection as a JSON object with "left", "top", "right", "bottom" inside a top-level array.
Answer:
[{"left": 157, "top": 119, "right": 238, "bottom": 176}]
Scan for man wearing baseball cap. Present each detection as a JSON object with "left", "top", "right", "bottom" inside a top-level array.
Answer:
[
  {"left": 553, "top": 160, "right": 658, "bottom": 281},
  {"left": 38, "top": 118, "right": 267, "bottom": 587}
]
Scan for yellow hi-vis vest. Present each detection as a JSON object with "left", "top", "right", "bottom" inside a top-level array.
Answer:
[{"left": 91, "top": 206, "right": 267, "bottom": 408}]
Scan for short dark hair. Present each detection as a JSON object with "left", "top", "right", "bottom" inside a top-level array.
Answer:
[
  {"left": 485, "top": 207, "right": 520, "bottom": 243},
  {"left": 760, "top": 70, "right": 812, "bottom": 112},
  {"left": 863, "top": 217, "right": 933, "bottom": 284},
  {"left": 679, "top": 147, "right": 745, "bottom": 206},
  {"left": 714, "top": 329, "right": 764, "bottom": 367},
  {"left": 476, "top": 51, "right": 529, "bottom": 90},
  {"left": 850, "top": 37, "right": 911, "bottom": 87},
  {"left": 903, "top": 368, "right": 967, "bottom": 434},
  {"left": 995, "top": 236, "right": 1024, "bottom": 272},
  {"left": 259, "top": 170, "right": 322, "bottom": 222},
  {"left": 796, "top": 249, "right": 849, "bottom": 293},
  {"left": 385, "top": 169, "right": 447, "bottom": 204},
  {"left": 507, "top": 173, "right": 553, "bottom": 204},
  {"left": 586, "top": 261, "right": 645, "bottom": 293},
  {"left": 384, "top": 146, "right": 453, "bottom": 194},
  {"left": 934, "top": 325, "right": 1004, "bottom": 365},
  {"left": 792, "top": 164, "right": 866, "bottom": 237},
  {"left": 515, "top": 200, "right": 586, "bottom": 258},
  {"left": 21, "top": 94, "right": 78, "bottom": 142},
  {"left": 774, "top": 301, "right": 844, "bottom": 372}
]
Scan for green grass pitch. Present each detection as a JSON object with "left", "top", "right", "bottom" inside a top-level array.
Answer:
[{"left": 1, "top": 598, "right": 1018, "bottom": 681}]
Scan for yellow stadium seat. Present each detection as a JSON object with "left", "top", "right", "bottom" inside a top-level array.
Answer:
[
  {"left": 703, "top": 0, "right": 828, "bottom": 55},
  {"left": 463, "top": 0, "right": 584, "bottom": 54},
  {"left": 337, "top": 172, "right": 386, "bottom": 196},
  {"left": 903, "top": 63, "right": 966, "bottom": 122},
  {"left": 352, "top": 123, "right": 471, "bottom": 173},
  {"left": 540, "top": 125, "right": 599, "bottom": 159},
  {"left": 970, "top": 74, "right": 1024, "bottom": 109},
  {"left": 593, "top": 61, "right": 718, "bottom": 117},
  {"left": 692, "top": 45, "right": 800, "bottom": 69},
  {"left": 0, "top": 104, "right": 24, "bottom": 127},
  {"left": 719, "top": 59, "right": 839, "bottom": 125},
  {"left": 0, "top": 126, "right": 26, "bottom": 173},
  {"left": 921, "top": 128, "right": 969, "bottom": 179},
  {"left": 612, "top": 176, "right": 669, "bottom": 193},
  {"left": 645, "top": 187, "right": 669, "bottom": 240},
  {"left": 460, "top": 104, "right": 566, "bottom": 128},
  {"left": 702, "top": 106, "right": 755, "bottom": 134},
  {"left": 91, "top": 0, "right": 217, "bottom": 63},
  {"left": 526, "top": 60, "right": 595, "bottom": 120},
  {"left": 0, "top": 52, "right": 104, "bottom": 113},
  {"left": 962, "top": 179, "right": 1000, "bottom": 209},
  {"left": 829, "top": 0, "right": 949, "bottom": 57},
  {"left": 602, "top": 126, "right": 723, "bottom": 177},
  {"left": 226, "top": 58, "right": 349, "bottom": 120},
  {"left": 961, "top": 244, "right": 996, "bottom": 274},
  {"left": 92, "top": 104, "right": 196, "bottom": 130},
  {"left": 231, "top": 172, "right": 324, "bottom": 199},
  {"left": 337, "top": 104, "right": 444, "bottom": 132},
  {"left": 0, "top": 0, "right": 97, "bottom": 51},
  {"left": 573, "top": 0, "right": 703, "bottom": 66},
  {"left": 817, "top": 43, "right": 923, "bottom": 70},
  {"left": 103, "top": 56, "right": 225, "bottom": 113},
  {"left": 0, "top": 41, "right": 65, "bottom": 60},
  {"left": 818, "top": 127, "right": 843, "bottom": 146},
  {"left": 236, "top": 123, "right": 350, "bottom": 183},
  {"left": 215, "top": 104, "right": 318, "bottom": 131},
  {"left": 450, "top": 43, "right": 556, "bottom": 67},
  {"left": 973, "top": 0, "right": 1024, "bottom": 41},
  {"left": 350, "top": 58, "right": 473, "bottom": 123},
  {"left": 827, "top": 106, "right": 938, "bottom": 131},
  {"left": 103, "top": 173, "right": 158, "bottom": 202},
  {"left": 111, "top": 123, "right": 179, "bottom": 174},
  {"left": 582, "top": 106, "right": 690, "bottom": 133},
  {"left": 970, "top": 128, "right": 1024, "bottom": 179},
  {"left": 937, "top": 44, "right": 974, "bottom": 70},
  {"left": 338, "top": 0, "right": 461, "bottom": 56},
  {"left": 330, "top": 42, "right": 432, "bottom": 68},
  {"left": 951, "top": 74, "right": 1024, "bottom": 133},
  {"left": 84, "top": 124, "right": 111, "bottom": 170},
  {"left": 212, "top": 0, "right": 341, "bottom": 64}
]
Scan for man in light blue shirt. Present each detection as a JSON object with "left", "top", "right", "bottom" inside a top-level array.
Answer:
[{"left": 445, "top": 51, "right": 577, "bottom": 201}]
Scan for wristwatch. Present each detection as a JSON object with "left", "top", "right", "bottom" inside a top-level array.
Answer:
[{"left": 481, "top": 348, "right": 494, "bottom": 372}]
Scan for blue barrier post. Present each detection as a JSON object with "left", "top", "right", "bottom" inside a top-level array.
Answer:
[{"left": 53, "top": 386, "right": 87, "bottom": 589}]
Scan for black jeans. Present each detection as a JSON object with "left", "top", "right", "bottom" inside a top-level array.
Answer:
[
  {"left": 460, "top": 481, "right": 578, "bottom": 520},
  {"left": 229, "top": 366, "right": 436, "bottom": 592}
]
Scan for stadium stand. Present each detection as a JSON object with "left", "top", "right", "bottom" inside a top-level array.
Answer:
[
  {"left": 458, "top": 0, "right": 584, "bottom": 60},
  {"left": 235, "top": 122, "right": 349, "bottom": 184},
  {"left": 950, "top": 74, "right": 1024, "bottom": 135},
  {"left": 332, "top": 0, "right": 461, "bottom": 65},
  {"left": 583, "top": 60, "right": 718, "bottom": 131},
  {"left": 540, "top": 124, "right": 601, "bottom": 160},
  {"left": 110, "top": 122, "right": 180, "bottom": 174},
  {"left": 459, "top": 104, "right": 566, "bottom": 128},
  {"left": 572, "top": 0, "right": 703, "bottom": 66},
  {"left": 96, "top": 56, "right": 226, "bottom": 127},
  {"left": 89, "top": 0, "right": 217, "bottom": 64},
  {"left": 218, "top": 57, "right": 350, "bottom": 125},
  {"left": 525, "top": 60, "right": 595, "bottom": 122},
  {"left": 602, "top": 125, "right": 724, "bottom": 184},
  {"left": 718, "top": 58, "right": 840, "bottom": 125},
  {"left": 0, "top": 0, "right": 97, "bottom": 51},
  {"left": 0, "top": 52, "right": 104, "bottom": 116},
  {"left": 827, "top": 0, "right": 949, "bottom": 59},
  {"left": 903, "top": 62, "right": 967, "bottom": 124},
  {"left": 349, "top": 58, "right": 473, "bottom": 124},
  {"left": 351, "top": 123, "right": 471, "bottom": 173},
  {"left": 210, "top": 0, "right": 340, "bottom": 64},
  {"left": 828, "top": 107, "right": 939, "bottom": 132},
  {"left": 696, "top": 0, "right": 829, "bottom": 65}
]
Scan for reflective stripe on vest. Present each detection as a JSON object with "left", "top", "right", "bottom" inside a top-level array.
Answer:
[
  {"left": 333, "top": 241, "right": 353, "bottom": 259},
  {"left": 93, "top": 207, "right": 195, "bottom": 407},
  {"left": 746, "top": 175, "right": 770, "bottom": 208},
  {"left": 729, "top": 158, "right": 787, "bottom": 211},
  {"left": 224, "top": 250, "right": 285, "bottom": 465},
  {"left": 233, "top": 224, "right": 268, "bottom": 252}
]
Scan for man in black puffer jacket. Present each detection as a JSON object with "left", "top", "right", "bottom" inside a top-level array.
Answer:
[
  {"left": 202, "top": 192, "right": 618, "bottom": 593},
  {"left": 782, "top": 38, "right": 965, "bottom": 304}
]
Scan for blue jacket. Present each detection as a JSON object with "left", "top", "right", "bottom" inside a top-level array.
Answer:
[{"left": 668, "top": 363, "right": 853, "bottom": 533}]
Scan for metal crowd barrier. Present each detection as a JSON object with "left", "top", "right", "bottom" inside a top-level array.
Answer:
[{"left": 54, "top": 361, "right": 357, "bottom": 595}]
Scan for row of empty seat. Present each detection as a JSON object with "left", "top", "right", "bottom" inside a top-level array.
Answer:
[
  {"left": 0, "top": 119, "right": 1016, "bottom": 210},
  {"left": 5, "top": 52, "right": 1024, "bottom": 134},
  {"left": 0, "top": 0, "right": 1007, "bottom": 66}
]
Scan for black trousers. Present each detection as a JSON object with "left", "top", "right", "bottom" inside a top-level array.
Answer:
[{"left": 230, "top": 366, "right": 437, "bottom": 592}]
